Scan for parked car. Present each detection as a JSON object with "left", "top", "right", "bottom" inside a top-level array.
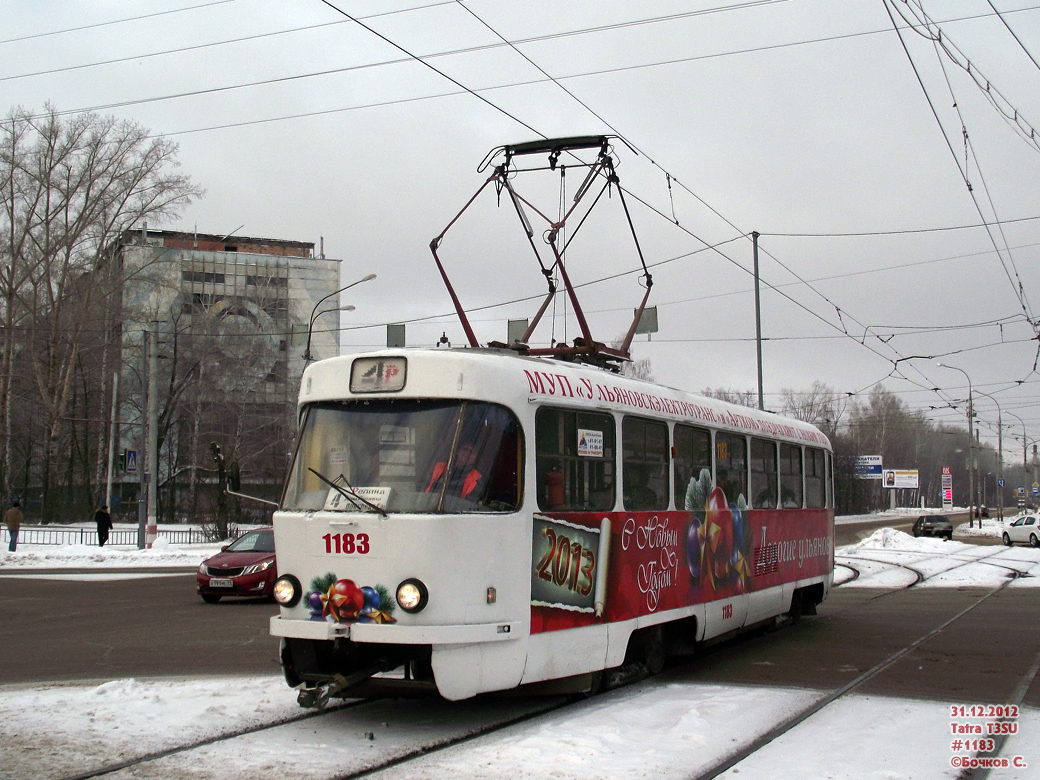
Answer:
[
  {"left": 1003, "top": 514, "right": 1040, "bottom": 548},
  {"left": 912, "top": 515, "right": 953, "bottom": 541},
  {"left": 196, "top": 528, "right": 277, "bottom": 603}
]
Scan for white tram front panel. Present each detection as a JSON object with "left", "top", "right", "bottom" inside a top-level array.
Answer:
[{"left": 271, "top": 349, "right": 834, "bottom": 701}]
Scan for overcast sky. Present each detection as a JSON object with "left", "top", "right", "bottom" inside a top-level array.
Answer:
[{"left": 4, "top": 0, "right": 1040, "bottom": 454}]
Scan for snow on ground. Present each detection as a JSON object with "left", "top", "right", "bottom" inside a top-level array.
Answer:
[
  {"left": 2, "top": 521, "right": 1039, "bottom": 779},
  {"left": 836, "top": 527, "right": 1040, "bottom": 588},
  {"left": 0, "top": 523, "right": 233, "bottom": 570}
]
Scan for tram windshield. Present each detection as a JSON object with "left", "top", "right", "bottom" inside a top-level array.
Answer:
[{"left": 282, "top": 400, "right": 523, "bottom": 514}]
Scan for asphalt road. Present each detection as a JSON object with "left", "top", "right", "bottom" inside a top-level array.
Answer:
[{"left": 0, "top": 575, "right": 280, "bottom": 685}]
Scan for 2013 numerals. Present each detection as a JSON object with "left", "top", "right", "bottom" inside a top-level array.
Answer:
[
  {"left": 535, "top": 528, "right": 595, "bottom": 596},
  {"left": 322, "top": 532, "right": 370, "bottom": 555}
]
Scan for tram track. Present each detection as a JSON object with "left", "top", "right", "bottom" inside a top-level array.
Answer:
[
  {"left": 692, "top": 573, "right": 1020, "bottom": 780},
  {"left": 56, "top": 698, "right": 372, "bottom": 780}
]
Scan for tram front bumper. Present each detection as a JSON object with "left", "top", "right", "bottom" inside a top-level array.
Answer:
[{"left": 270, "top": 615, "right": 521, "bottom": 644}]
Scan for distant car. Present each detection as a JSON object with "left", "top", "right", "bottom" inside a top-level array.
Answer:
[
  {"left": 912, "top": 515, "right": 953, "bottom": 541},
  {"left": 1003, "top": 515, "right": 1040, "bottom": 548},
  {"left": 196, "top": 528, "right": 277, "bottom": 603}
]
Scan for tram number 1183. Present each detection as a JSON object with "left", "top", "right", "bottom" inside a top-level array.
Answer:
[
  {"left": 322, "top": 533, "right": 371, "bottom": 555},
  {"left": 535, "top": 527, "right": 595, "bottom": 596}
]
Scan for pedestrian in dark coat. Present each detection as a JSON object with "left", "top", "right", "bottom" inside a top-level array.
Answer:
[
  {"left": 4, "top": 499, "right": 22, "bottom": 552},
  {"left": 95, "top": 505, "right": 112, "bottom": 547}
]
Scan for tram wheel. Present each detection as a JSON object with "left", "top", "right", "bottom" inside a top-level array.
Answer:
[{"left": 644, "top": 627, "right": 665, "bottom": 675}]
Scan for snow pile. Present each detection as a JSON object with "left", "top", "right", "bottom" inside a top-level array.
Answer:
[
  {"left": 843, "top": 526, "right": 952, "bottom": 553},
  {"left": 0, "top": 676, "right": 300, "bottom": 780}
]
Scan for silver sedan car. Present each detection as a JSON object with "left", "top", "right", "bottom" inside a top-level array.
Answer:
[{"left": 1003, "top": 514, "right": 1040, "bottom": 548}]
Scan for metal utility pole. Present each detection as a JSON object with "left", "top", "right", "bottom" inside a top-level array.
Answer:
[
  {"left": 138, "top": 332, "right": 148, "bottom": 549},
  {"left": 752, "top": 231, "right": 764, "bottom": 411},
  {"left": 104, "top": 372, "right": 118, "bottom": 511},
  {"left": 146, "top": 324, "right": 159, "bottom": 548}
]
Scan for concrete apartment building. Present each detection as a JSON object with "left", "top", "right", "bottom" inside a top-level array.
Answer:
[{"left": 111, "top": 228, "right": 341, "bottom": 519}]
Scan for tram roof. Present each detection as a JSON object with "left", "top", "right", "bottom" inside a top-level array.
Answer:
[{"left": 300, "top": 348, "right": 831, "bottom": 449}]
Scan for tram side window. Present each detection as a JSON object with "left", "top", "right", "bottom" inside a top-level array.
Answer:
[
  {"left": 715, "top": 433, "right": 747, "bottom": 507},
  {"left": 826, "top": 451, "right": 834, "bottom": 508},
  {"left": 806, "top": 447, "right": 826, "bottom": 508},
  {"left": 622, "top": 416, "right": 669, "bottom": 510},
  {"left": 779, "top": 443, "right": 803, "bottom": 508},
  {"left": 674, "top": 424, "right": 712, "bottom": 510},
  {"left": 750, "top": 438, "right": 778, "bottom": 509},
  {"left": 536, "top": 408, "right": 615, "bottom": 512}
]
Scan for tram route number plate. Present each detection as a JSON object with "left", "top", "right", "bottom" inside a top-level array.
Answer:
[{"left": 208, "top": 578, "right": 233, "bottom": 588}]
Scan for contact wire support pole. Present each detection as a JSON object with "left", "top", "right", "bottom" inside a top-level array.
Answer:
[
  {"left": 146, "top": 323, "right": 159, "bottom": 548},
  {"left": 104, "top": 372, "right": 118, "bottom": 511},
  {"left": 753, "top": 231, "right": 764, "bottom": 411}
]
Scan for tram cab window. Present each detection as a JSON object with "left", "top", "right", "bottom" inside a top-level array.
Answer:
[
  {"left": 715, "top": 433, "right": 748, "bottom": 508},
  {"left": 281, "top": 399, "right": 523, "bottom": 514},
  {"left": 674, "top": 424, "right": 712, "bottom": 510},
  {"left": 750, "top": 438, "right": 778, "bottom": 510},
  {"left": 805, "top": 447, "right": 826, "bottom": 508},
  {"left": 779, "top": 443, "right": 803, "bottom": 509},
  {"left": 622, "top": 416, "right": 669, "bottom": 511},
  {"left": 536, "top": 408, "right": 615, "bottom": 512}
]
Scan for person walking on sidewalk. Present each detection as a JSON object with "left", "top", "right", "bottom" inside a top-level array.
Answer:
[
  {"left": 95, "top": 504, "right": 113, "bottom": 547},
  {"left": 4, "top": 499, "right": 23, "bottom": 552}
]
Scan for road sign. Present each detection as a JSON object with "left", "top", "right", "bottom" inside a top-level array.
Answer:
[
  {"left": 998, "top": 478, "right": 1006, "bottom": 488},
  {"left": 854, "top": 455, "right": 883, "bottom": 480},
  {"left": 125, "top": 449, "right": 138, "bottom": 473},
  {"left": 1018, "top": 486, "right": 1026, "bottom": 498},
  {"left": 1033, "top": 482, "right": 1039, "bottom": 497}
]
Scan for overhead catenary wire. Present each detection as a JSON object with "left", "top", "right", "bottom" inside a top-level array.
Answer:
[{"left": 882, "top": 0, "right": 1037, "bottom": 328}]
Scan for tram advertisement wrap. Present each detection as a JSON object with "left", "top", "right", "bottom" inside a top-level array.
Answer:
[{"left": 530, "top": 507, "right": 831, "bottom": 633}]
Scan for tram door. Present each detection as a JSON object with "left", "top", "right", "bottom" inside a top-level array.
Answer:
[{"left": 702, "top": 432, "right": 750, "bottom": 638}]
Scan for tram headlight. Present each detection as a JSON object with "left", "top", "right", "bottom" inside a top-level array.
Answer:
[
  {"left": 396, "top": 578, "right": 428, "bottom": 613},
  {"left": 273, "top": 575, "right": 302, "bottom": 607}
]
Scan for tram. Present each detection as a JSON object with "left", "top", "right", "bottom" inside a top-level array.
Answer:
[{"left": 269, "top": 137, "right": 834, "bottom": 705}]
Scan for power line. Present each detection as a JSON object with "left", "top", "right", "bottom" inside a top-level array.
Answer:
[
  {"left": 759, "top": 214, "right": 1040, "bottom": 237},
  {"left": 985, "top": 0, "right": 1040, "bottom": 74},
  {"left": 0, "top": 3, "right": 456, "bottom": 84},
  {"left": 0, "top": 0, "right": 239, "bottom": 46}
]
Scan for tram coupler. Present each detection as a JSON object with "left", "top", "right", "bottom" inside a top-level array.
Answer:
[{"left": 295, "top": 666, "right": 385, "bottom": 709}]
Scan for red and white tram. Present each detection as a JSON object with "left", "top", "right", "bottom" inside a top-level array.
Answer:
[
  {"left": 270, "top": 137, "right": 834, "bottom": 705},
  {"left": 270, "top": 348, "right": 833, "bottom": 703}
]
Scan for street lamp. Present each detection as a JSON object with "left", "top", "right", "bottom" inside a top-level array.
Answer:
[
  {"left": 937, "top": 362, "right": 975, "bottom": 526},
  {"left": 303, "top": 273, "right": 376, "bottom": 362}
]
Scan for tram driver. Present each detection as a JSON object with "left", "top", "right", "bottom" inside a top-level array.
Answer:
[{"left": 425, "top": 441, "right": 485, "bottom": 501}]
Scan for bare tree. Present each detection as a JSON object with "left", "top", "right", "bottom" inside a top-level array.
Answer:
[
  {"left": 702, "top": 387, "right": 757, "bottom": 408},
  {"left": 0, "top": 105, "right": 202, "bottom": 518}
]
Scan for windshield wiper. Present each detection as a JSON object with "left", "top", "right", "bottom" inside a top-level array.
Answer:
[{"left": 308, "top": 468, "right": 388, "bottom": 518}]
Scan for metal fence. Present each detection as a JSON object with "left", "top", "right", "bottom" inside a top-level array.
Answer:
[{"left": 1, "top": 527, "right": 209, "bottom": 546}]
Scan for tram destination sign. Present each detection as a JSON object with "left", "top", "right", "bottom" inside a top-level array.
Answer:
[{"left": 854, "top": 455, "right": 883, "bottom": 480}]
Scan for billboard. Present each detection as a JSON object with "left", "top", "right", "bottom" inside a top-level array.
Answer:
[
  {"left": 854, "top": 455, "right": 883, "bottom": 480},
  {"left": 883, "top": 469, "right": 919, "bottom": 489}
]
